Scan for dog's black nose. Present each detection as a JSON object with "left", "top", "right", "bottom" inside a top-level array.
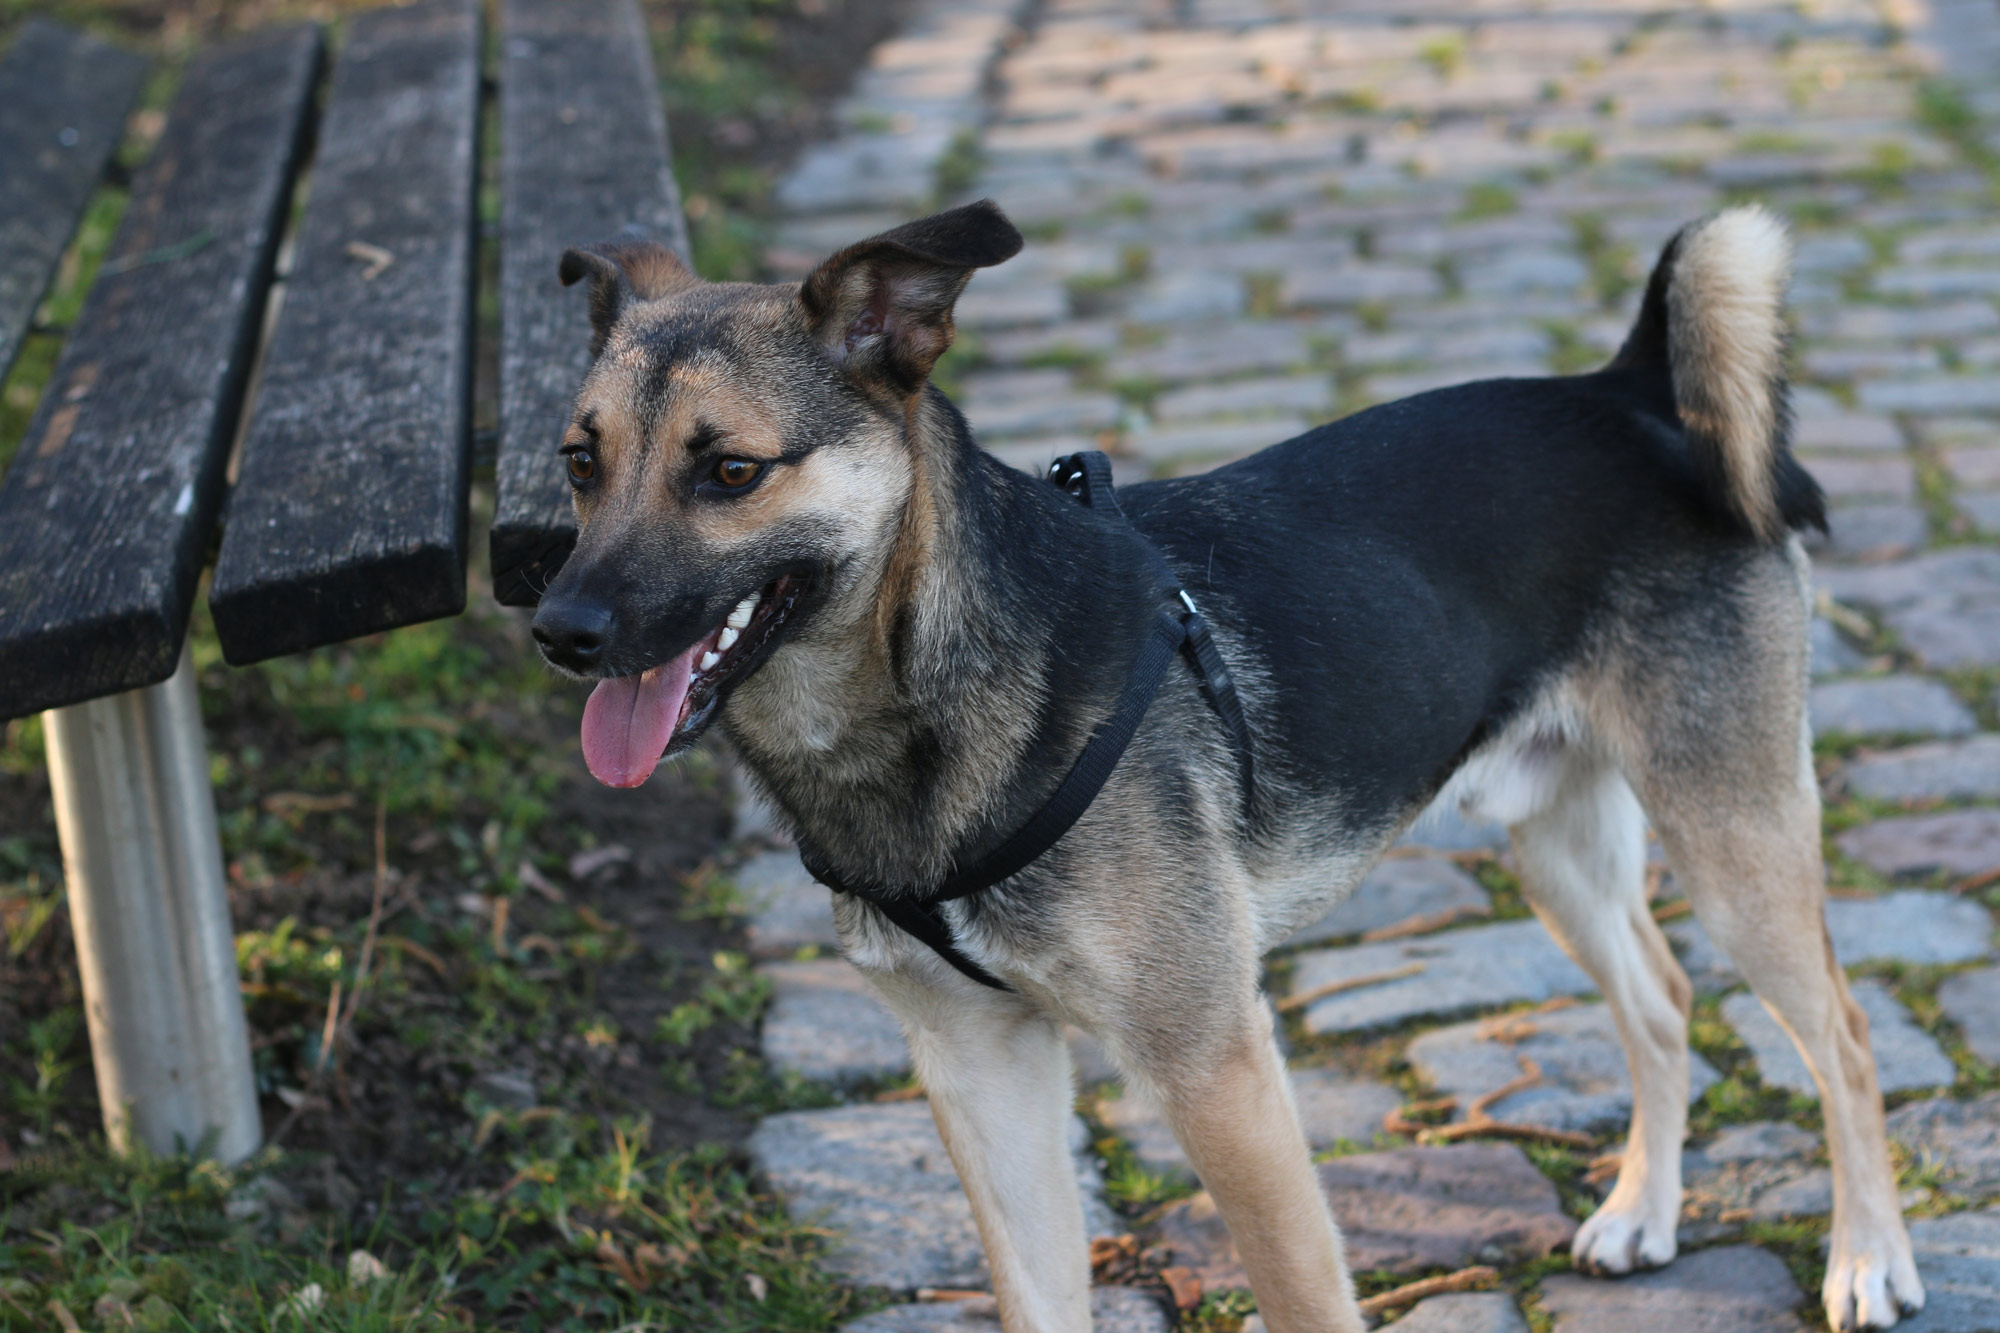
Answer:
[{"left": 532, "top": 595, "right": 615, "bottom": 671}]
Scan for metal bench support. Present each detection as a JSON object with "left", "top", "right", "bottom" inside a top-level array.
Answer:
[{"left": 44, "top": 644, "right": 260, "bottom": 1164}]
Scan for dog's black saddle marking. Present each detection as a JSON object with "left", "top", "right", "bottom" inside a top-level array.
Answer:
[{"left": 798, "top": 450, "right": 1256, "bottom": 992}]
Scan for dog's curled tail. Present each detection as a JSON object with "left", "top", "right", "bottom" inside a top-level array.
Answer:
[{"left": 1616, "top": 205, "right": 1824, "bottom": 542}]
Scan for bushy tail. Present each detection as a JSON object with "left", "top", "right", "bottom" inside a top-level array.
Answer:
[{"left": 1615, "top": 205, "right": 1823, "bottom": 542}]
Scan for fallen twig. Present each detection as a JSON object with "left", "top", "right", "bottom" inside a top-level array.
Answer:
[
  {"left": 1406, "top": 1055, "right": 1597, "bottom": 1150},
  {"left": 1384, "top": 1096, "right": 1458, "bottom": 1137},
  {"left": 1951, "top": 865, "right": 2000, "bottom": 895},
  {"left": 1651, "top": 898, "right": 1693, "bottom": 923},
  {"left": 1360, "top": 903, "right": 1493, "bottom": 943},
  {"left": 1357, "top": 1265, "right": 1501, "bottom": 1317},
  {"left": 345, "top": 240, "right": 394, "bottom": 280},
  {"left": 1583, "top": 1151, "right": 1623, "bottom": 1186},
  {"left": 1277, "top": 961, "right": 1426, "bottom": 1013}
]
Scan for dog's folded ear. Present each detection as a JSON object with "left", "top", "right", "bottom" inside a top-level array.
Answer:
[
  {"left": 559, "top": 237, "right": 694, "bottom": 357},
  {"left": 800, "top": 199, "right": 1023, "bottom": 393}
]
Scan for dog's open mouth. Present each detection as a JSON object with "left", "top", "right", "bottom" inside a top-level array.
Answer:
[{"left": 579, "top": 572, "right": 808, "bottom": 788}]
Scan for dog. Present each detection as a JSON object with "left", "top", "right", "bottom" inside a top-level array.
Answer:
[{"left": 529, "top": 200, "right": 1925, "bottom": 1332}]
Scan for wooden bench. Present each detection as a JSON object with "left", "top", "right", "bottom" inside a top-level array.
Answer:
[{"left": 0, "top": 0, "right": 685, "bottom": 1162}]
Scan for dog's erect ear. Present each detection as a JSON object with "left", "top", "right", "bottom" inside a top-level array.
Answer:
[
  {"left": 800, "top": 199, "right": 1023, "bottom": 392},
  {"left": 559, "top": 238, "right": 693, "bottom": 356}
]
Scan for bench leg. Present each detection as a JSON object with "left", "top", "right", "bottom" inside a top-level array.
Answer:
[{"left": 43, "top": 644, "right": 261, "bottom": 1164}]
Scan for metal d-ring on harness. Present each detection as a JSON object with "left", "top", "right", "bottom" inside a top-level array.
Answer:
[{"left": 796, "top": 451, "right": 1256, "bottom": 992}]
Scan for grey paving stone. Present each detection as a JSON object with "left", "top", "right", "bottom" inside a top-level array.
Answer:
[
  {"left": 759, "top": 958, "right": 909, "bottom": 1086},
  {"left": 1282, "top": 856, "right": 1492, "bottom": 948},
  {"left": 1805, "top": 457, "right": 1916, "bottom": 500},
  {"left": 963, "top": 390, "right": 1119, "bottom": 439},
  {"left": 1458, "top": 250, "right": 1588, "bottom": 296},
  {"left": 1749, "top": 1166, "right": 1833, "bottom": 1220},
  {"left": 1839, "top": 809, "right": 2000, "bottom": 879},
  {"left": 1125, "top": 418, "right": 1304, "bottom": 464},
  {"left": 1094, "top": 1067, "right": 1400, "bottom": 1177},
  {"left": 1861, "top": 377, "right": 2000, "bottom": 415},
  {"left": 1539, "top": 1244, "right": 1808, "bottom": 1332},
  {"left": 1802, "top": 301, "right": 2000, "bottom": 342},
  {"left": 1385, "top": 1293, "right": 1529, "bottom": 1333},
  {"left": 1150, "top": 1144, "right": 1575, "bottom": 1287},
  {"left": 1939, "top": 965, "right": 2000, "bottom": 1065},
  {"left": 1722, "top": 980, "right": 1954, "bottom": 1096},
  {"left": 1679, "top": 1125, "right": 1826, "bottom": 1235},
  {"left": 1810, "top": 676, "right": 1977, "bottom": 740},
  {"left": 1888, "top": 1092, "right": 2000, "bottom": 1200},
  {"left": 1895, "top": 1205, "right": 2000, "bottom": 1333},
  {"left": 748, "top": 1100, "right": 1114, "bottom": 1292},
  {"left": 1128, "top": 271, "right": 1242, "bottom": 323},
  {"left": 1707, "top": 1120, "right": 1820, "bottom": 1162},
  {"left": 1813, "top": 502, "right": 1929, "bottom": 559},
  {"left": 1812, "top": 617, "right": 1868, "bottom": 679},
  {"left": 1816, "top": 549, "right": 2000, "bottom": 611},
  {"left": 1943, "top": 445, "right": 2000, "bottom": 489},
  {"left": 1407, "top": 1002, "right": 1720, "bottom": 1135},
  {"left": 1150, "top": 374, "right": 1333, "bottom": 422},
  {"left": 1800, "top": 342, "right": 1936, "bottom": 378},
  {"left": 740, "top": 849, "right": 839, "bottom": 959},
  {"left": 1282, "top": 263, "right": 1442, "bottom": 309},
  {"left": 1289, "top": 919, "right": 1596, "bottom": 1035},
  {"left": 1290, "top": 1067, "right": 1406, "bottom": 1147},
  {"left": 841, "top": 1287, "right": 1169, "bottom": 1333},
  {"left": 1847, "top": 734, "right": 2000, "bottom": 802},
  {"left": 1956, "top": 492, "right": 2000, "bottom": 536},
  {"left": 1103, "top": 323, "right": 1313, "bottom": 382},
  {"left": 1889, "top": 602, "right": 2000, "bottom": 669}
]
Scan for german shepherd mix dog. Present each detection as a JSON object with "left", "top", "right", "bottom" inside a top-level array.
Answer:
[{"left": 531, "top": 201, "right": 1925, "bottom": 1332}]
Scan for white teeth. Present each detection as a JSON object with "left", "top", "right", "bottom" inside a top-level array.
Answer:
[
  {"left": 700, "top": 651, "right": 721, "bottom": 671},
  {"left": 727, "top": 596, "right": 757, "bottom": 630},
  {"left": 718, "top": 626, "right": 740, "bottom": 651}
]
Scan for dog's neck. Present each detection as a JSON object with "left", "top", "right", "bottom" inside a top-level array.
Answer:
[{"left": 723, "top": 386, "right": 1159, "bottom": 887}]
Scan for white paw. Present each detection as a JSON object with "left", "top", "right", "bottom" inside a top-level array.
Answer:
[
  {"left": 1571, "top": 1200, "right": 1678, "bottom": 1276},
  {"left": 1823, "top": 1233, "right": 1925, "bottom": 1331}
]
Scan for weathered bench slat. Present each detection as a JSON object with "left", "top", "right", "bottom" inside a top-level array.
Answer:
[
  {"left": 208, "top": 0, "right": 483, "bottom": 664},
  {"left": 0, "top": 20, "right": 148, "bottom": 383},
  {"left": 0, "top": 26, "right": 323, "bottom": 720},
  {"left": 489, "top": 0, "right": 689, "bottom": 607}
]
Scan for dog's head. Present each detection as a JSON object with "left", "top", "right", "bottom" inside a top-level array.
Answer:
[{"left": 531, "top": 200, "right": 1023, "bottom": 787}]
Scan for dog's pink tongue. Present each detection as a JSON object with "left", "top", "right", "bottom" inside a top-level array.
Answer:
[{"left": 580, "top": 650, "right": 697, "bottom": 788}]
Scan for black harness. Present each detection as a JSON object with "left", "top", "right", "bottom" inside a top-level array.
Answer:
[{"left": 796, "top": 451, "right": 1256, "bottom": 991}]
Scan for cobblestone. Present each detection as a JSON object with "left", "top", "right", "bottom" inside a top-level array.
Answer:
[
  {"left": 1722, "top": 980, "right": 1954, "bottom": 1096},
  {"left": 1939, "top": 965, "right": 2000, "bottom": 1066},
  {"left": 1538, "top": 1245, "right": 1808, "bottom": 1332},
  {"left": 1846, "top": 735, "right": 2000, "bottom": 803},
  {"left": 746, "top": 0, "right": 2000, "bottom": 1311},
  {"left": 1152, "top": 1144, "right": 1575, "bottom": 1287},
  {"left": 1289, "top": 919, "right": 1596, "bottom": 1035},
  {"left": 759, "top": 959, "right": 909, "bottom": 1086},
  {"left": 1283, "top": 855, "right": 1491, "bottom": 948},
  {"left": 748, "top": 1101, "right": 1114, "bottom": 1292},
  {"left": 1409, "top": 1002, "right": 1720, "bottom": 1134},
  {"left": 1809, "top": 676, "right": 1977, "bottom": 740},
  {"left": 1887, "top": 1093, "right": 2000, "bottom": 1201}
]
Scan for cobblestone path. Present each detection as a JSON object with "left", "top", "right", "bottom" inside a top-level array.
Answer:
[{"left": 728, "top": 0, "right": 2000, "bottom": 1328}]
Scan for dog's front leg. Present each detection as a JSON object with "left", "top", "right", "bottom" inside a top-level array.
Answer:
[
  {"left": 1139, "top": 1004, "right": 1367, "bottom": 1333},
  {"left": 869, "top": 965, "right": 1093, "bottom": 1333}
]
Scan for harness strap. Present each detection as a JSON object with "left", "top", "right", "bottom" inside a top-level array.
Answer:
[{"left": 797, "top": 451, "right": 1256, "bottom": 993}]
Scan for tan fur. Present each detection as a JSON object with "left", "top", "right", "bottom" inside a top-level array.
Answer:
[{"left": 1667, "top": 205, "right": 1792, "bottom": 542}]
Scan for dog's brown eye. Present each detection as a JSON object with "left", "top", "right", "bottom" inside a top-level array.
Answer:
[
  {"left": 712, "top": 457, "right": 762, "bottom": 489},
  {"left": 567, "top": 449, "right": 595, "bottom": 483}
]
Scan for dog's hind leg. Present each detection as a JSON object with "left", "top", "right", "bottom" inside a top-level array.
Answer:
[
  {"left": 866, "top": 965, "right": 1093, "bottom": 1333},
  {"left": 1503, "top": 748, "right": 1693, "bottom": 1274},
  {"left": 1124, "top": 995, "right": 1366, "bottom": 1333},
  {"left": 1607, "top": 554, "right": 1923, "bottom": 1331}
]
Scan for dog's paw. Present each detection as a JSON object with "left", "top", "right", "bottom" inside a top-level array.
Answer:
[
  {"left": 1570, "top": 1201, "right": 1677, "bottom": 1276},
  {"left": 1822, "top": 1232, "right": 1924, "bottom": 1331}
]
